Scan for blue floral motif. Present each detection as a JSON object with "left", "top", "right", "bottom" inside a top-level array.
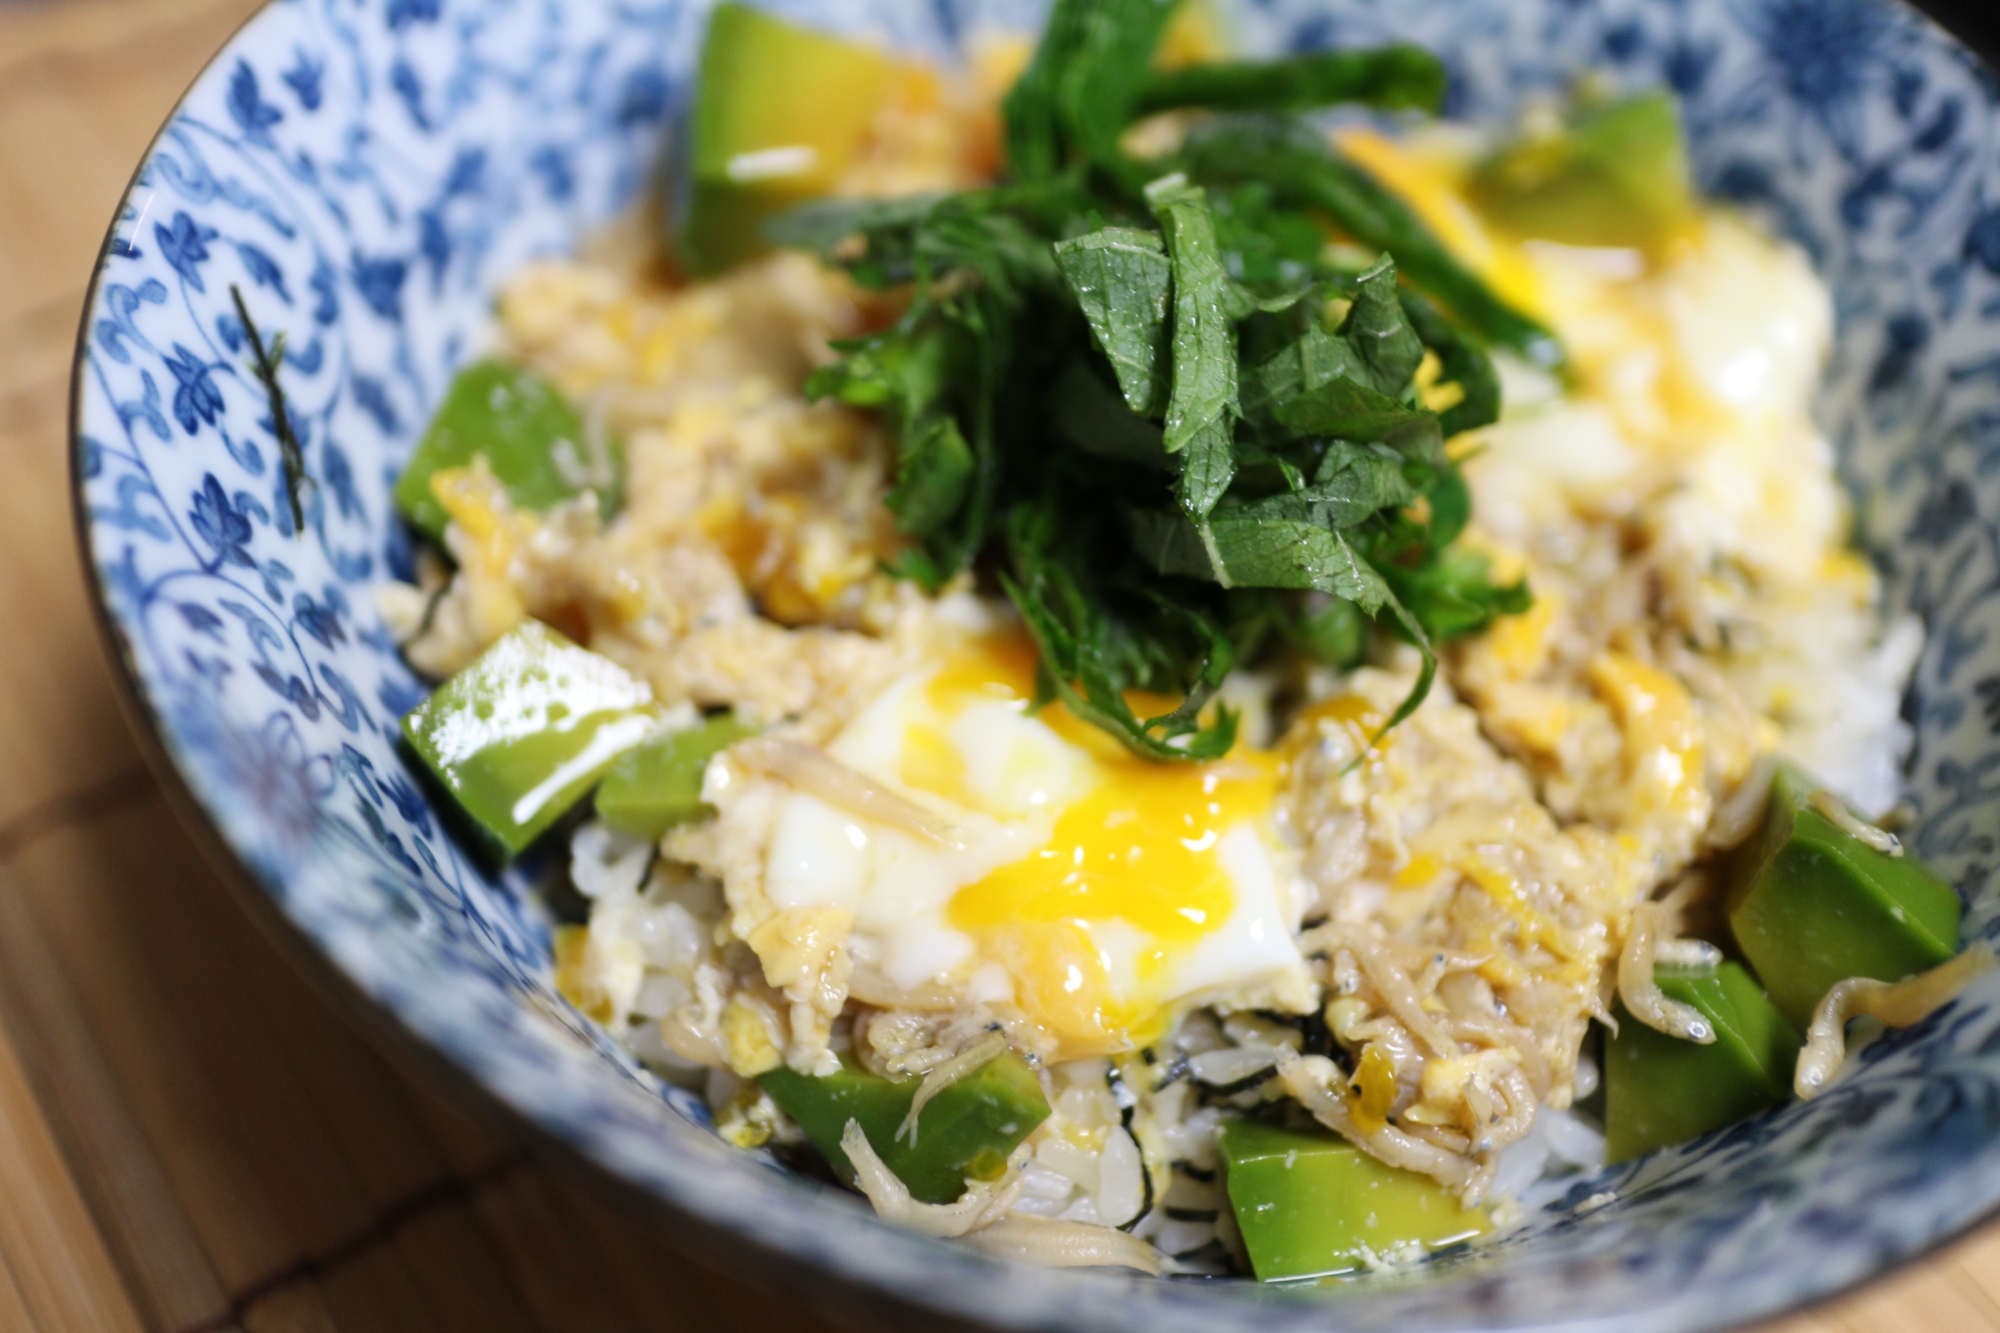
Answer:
[
  {"left": 443, "top": 147, "right": 486, "bottom": 196},
  {"left": 417, "top": 209, "right": 450, "bottom": 288},
  {"left": 390, "top": 58, "right": 431, "bottom": 130},
  {"left": 530, "top": 145, "right": 575, "bottom": 200},
  {"left": 617, "top": 68, "right": 671, "bottom": 127},
  {"left": 93, "top": 474, "right": 170, "bottom": 540},
  {"left": 1971, "top": 205, "right": 2000, "bottom": 273},
  {"left": 309, "top": 258, "right": 340, "bottom": 324},
  {"left": 189, "top": 472, "right": 255, "bottom": 567},
  {"left": 1750, "top": 0, "right": 1895, "bottom": 161},
  {"left": 284, "top": 336, "right": 324, "bottom": 375},
  {"left": 292, "top": 590, "right": 347, "bottom": 649},
  {"left": 233, "top": 242, "right": 291, "bottom": 302},
  {"left": 164, "top": 345, "right": 225, "bottom": 435},
  {"left": 66, "top": 1, "right": 2000, "bottom": 1332},
  {"left": 178, "top": 602, "right": 227, "bottom": 640},
  {"left": 318, "top": 664, "right": 367, "bottom": 731},
  {"left": 95, "top": 279, "right": 168, "bottom": 363},
  {"left": 113, "top": 372, "right": 173, "bottom": 442},
  {"left": 321, "top": 440, "right": 363, "bottom": 521},
  {"left": 348, "top": 374, "right": 400, "bottom": 434},
  {"left": 349, "top": 251, "right": 407, "bottom": 321},
  {"left": 227, "top": 60, "right": 285, "bottom": 142},
  {"left": 154, "top": 211, "right": 219, "bottom": 292},
  {"left": 283, "top": 49, "right": 325, "bottom": 111},
  {"left": 386, "top": 0, "right": 442, "bottom": 31}
]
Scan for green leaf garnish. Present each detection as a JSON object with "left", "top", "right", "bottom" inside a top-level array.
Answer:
[
  {"left": 1134, "top": 45, "right": 1448, "bottom": 118},
  {"left": 1055, "top": 227, "right": 1173, "bottom": 413},
  {"left": 759, "top": 0, "right": 1552, "bottom": 759},
  {"left": 1145, "top": 174, "right": 1241, "bottom": 518},
  {"left": 1179, "top": 115, "right": 1565, "bottom": 370}
]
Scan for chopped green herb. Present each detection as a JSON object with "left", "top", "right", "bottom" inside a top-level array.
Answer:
[
  {"left": 1055, "top": 227, "right": 1173, "bottom": 414},
  {"left": 1179, "top": 115, "right": 1565, "bottom": 369},
  {"left": 1399, "top": 288, "right": 1502, "bottom": 437},
  {"left": 1135, "top": 44, "right": 1448, "bottom": 118},
  {"left": 1145, "top": 174, "right": 1242, "bottom": 518},
  {"left": 1002, "top": 0, "right": 1180, "bottom": 186},
  {"left": 748, "top": 0, "right": 1553, "bottom": 759}
]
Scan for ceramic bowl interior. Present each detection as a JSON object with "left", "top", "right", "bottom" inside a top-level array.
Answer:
[{"left": 71, "top": 0, "right": 2000, "bottom": 1329}]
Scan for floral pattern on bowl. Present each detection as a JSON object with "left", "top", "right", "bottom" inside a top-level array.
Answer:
[{"left": 69, "top": 0, "right": 2000, "bottom": 1328}]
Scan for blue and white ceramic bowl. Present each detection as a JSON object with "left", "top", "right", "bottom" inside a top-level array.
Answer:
[{"left": 68, "top": 0, "right": 2000, "bottom": 1327}]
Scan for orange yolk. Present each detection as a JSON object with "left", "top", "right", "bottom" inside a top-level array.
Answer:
[{"left": 906, "top": 632, "right": 1278, "bottom": 1055}]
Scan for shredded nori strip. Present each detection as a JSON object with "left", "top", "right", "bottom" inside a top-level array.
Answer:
[
  {"left": 1168, "top": 1237, "right": 1239, "bottom": 1270},
  {"left": 1150, "top": 1052, "right": 1193, "bottom": 1092},
  {"left": 1117, "top": 1132, "right": 1157, "bottom": 1233}
]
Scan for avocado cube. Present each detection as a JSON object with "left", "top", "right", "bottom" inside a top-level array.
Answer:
[
  {"left": 1726, "top": 762, "right": 1960, "bottom": 1029},
  {"left": 1219, "top": 1119, "right": 1487, "bottom": 1281},
  {"left": 760, "top": 1051, "right": 1050, "bottom": 1205},
  {"left": 402, "top": 620, "right": 661, "bottom": 857},
  {"left": 678, "top": 2, "right": 895, "bottom": 275},
  {"left": 1470, "top": 92, "right": 1692, "bottom": 251},
  {"left": 394, "top": 359, "right": 620, "bottom": 540},
  {"left": 595, "top": 713, "right": 758, "bottom": 839},
  {"left": 1604, "top": 962, "right": 1802, "bottom": 1163}
]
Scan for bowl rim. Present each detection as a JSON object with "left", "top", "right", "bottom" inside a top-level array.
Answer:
[
  {"left": 61, "top": 0, "right": 2000, "bottom": 1328},
  {"left": 1919, "top": 0, "right": 1999, "bottom": 67}
]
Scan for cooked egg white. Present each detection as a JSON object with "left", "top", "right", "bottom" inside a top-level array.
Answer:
[
  {"left": 1349, "top": 125, "right": 1870, "bottom": 857},
  {"left": 758, "top": 615, "right": 1313, "bottom": 1059}
]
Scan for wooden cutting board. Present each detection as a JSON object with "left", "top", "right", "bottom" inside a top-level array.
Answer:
[{"left": 0, "top": 0, "right": 1994, "bottom": 1327}]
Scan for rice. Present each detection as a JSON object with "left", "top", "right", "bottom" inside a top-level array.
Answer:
[{"left": 382, "top": 61, "right": 1922, "bottom": 1277}]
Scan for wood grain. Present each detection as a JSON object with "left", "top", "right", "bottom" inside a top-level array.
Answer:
[{"left": 0, "top": 0, "right": 1991, "bottom": 1328}]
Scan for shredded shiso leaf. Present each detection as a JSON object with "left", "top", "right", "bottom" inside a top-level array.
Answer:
[{"left": 766, "top": 0, "right": 1546, "bottom": 757}]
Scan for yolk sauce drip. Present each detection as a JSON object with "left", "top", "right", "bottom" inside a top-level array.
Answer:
[{"left": 906, "top": 633, "right": 1278, "bottom": 1056}]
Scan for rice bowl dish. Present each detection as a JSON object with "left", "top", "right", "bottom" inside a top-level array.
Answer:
[
  {"left": 372, "top": 0, "right": 1981, "bottom": 1282},
  {"left": 70, "top": 0, "right": 2000, "bottom": 1316}
]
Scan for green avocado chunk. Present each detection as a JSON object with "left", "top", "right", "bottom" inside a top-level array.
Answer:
[
  {"left": 401, "top": 620, "right": 661, "bottom": 858},
  {"left": 678, "top": 2, "right": 896, "bottom": 275},
  {"left": 393, "top": 359, "right": 621, "bottom": 540},
  {"left": 1604, "top": 961, "right": 1802, "bottom": 1163},
  {"left": 1219, "top": 1118, "right": 1487, "bottom": 1282},
  {"left": 1469, "top": 91, "right": 1693, "bottom": 251},
  {"left": 595, "top": 713, "right": 758, "bottom": 840},
  {"left": 759, "top": 1050, "right": 1050, "bottom": 1205},
  {"left": 1726, "top": 762, "right": 1961, "bottom": 1029}
]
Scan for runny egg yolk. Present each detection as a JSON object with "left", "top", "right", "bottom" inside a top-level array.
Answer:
[
  {"left": 759, "top": 627, "right": 1306, "bottom": 1061},
  {"left": 930, "top": 636, "right": 1278, "bottom": 1052}
]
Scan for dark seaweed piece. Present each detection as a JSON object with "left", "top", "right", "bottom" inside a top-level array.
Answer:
[
  {"left": 1151, "top": 1052, "right": 1195, "bottom": 1092},
  {"left": 231, "top": 284, "right": 311, "bottom": 533}
]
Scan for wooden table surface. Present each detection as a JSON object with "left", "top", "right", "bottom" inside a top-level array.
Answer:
[{"left": 0, "top": 0, "right": 1996, "bottom": 1328}]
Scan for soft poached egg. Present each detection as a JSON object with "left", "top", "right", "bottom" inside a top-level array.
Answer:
[{"left": 756, "top": 618, "right": 1312, "bottom": 1059}]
